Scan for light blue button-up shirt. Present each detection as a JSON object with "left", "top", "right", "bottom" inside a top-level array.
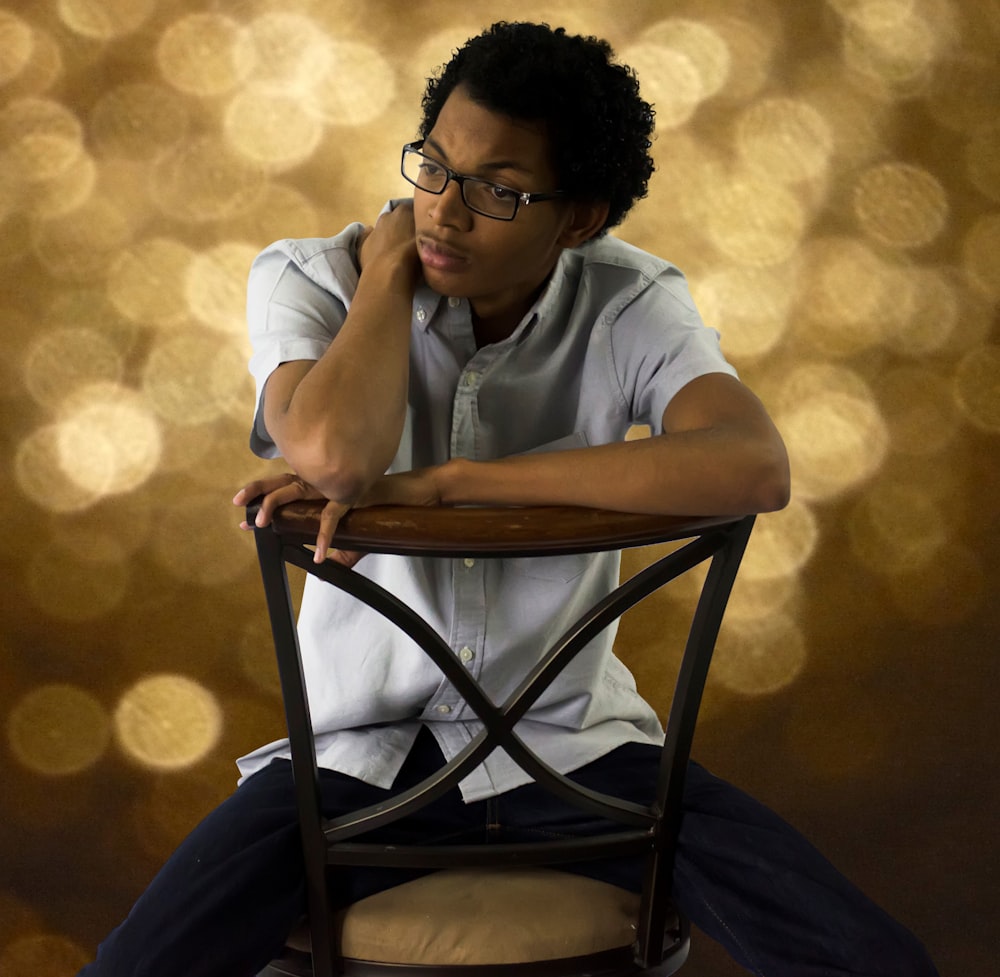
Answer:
[{"left": 237, "top": 205, "right": 737, "bottom": 801}]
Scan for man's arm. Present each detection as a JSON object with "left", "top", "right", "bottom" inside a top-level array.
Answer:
[
  {"left": 435, "top": 373, "right": 790, "bottom": 516},
  {"left": 261, "top": 203, "right": 420, "bottom": 504}
]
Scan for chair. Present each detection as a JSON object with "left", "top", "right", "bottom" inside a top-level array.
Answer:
[{"left": 248, "top": 500, "right": 755, "bottom": 977}]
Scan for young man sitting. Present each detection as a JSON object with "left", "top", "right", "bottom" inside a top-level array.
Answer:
[{"left": 81, "top": 22, "right": 938, "bottom": 977}]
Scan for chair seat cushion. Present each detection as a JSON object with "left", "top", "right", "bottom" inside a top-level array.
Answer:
[{"left": 290, "top": 867, "right": 641, "bottom": 965}]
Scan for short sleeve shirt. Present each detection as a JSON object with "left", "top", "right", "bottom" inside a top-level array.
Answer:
[{"left": 237, "top": 204, "right": 738, "bottom": 802}]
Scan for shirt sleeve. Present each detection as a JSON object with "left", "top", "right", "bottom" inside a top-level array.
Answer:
[
  {"left": 245, "top": 234, "right": 360, "bottom": 458},
  {"left": 609, "top": 264, "right": 737, "bottom": 436}
]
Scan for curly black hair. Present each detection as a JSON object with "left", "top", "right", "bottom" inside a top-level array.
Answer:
[{"left": 419, "top": 22, "right": 655, "bottom": 235}]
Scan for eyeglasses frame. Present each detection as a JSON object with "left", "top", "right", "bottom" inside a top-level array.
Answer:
[{"left": 400, "top": 140, "right": 567, "bottom": 221}]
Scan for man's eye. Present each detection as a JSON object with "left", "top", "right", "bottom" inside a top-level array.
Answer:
[
  {"left": 489, "top": 184, "right": 517, "bottom": 200},
  {"left": 419, "top": 162, "right": 443, "bottom": 178}
]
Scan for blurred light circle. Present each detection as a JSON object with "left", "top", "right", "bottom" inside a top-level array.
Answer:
[
  {"left": 842, "top": 1, "right": 938, "bottom": 90},
  {"left": 55, "top": 382, "right": 162, "bottom": 497},
  {"left": 880, "top": 364, "right": 960, "bottom": 456},
  {"left": 31, "top": 195, "right": 134, "bottom": 281},
  {"left": 885, "top": 265, "right": 959, "bottom": 357},
  {"left": 620, "top": 44, "right": 704, "bottom": 130},
  {"left": 640, "top": 18, "right": 731, "bottom": 99},
  {"left": 793, "top": 237, "right": 897, "bottom": 356},
  {"left": 886, "top": 542, "right": 984, "bottom": 625},
  {"left": 114, "top": 674, "right": 223, "bottom": 770},
  {"left": 23, "top": 326, "right": 123, "bottom": 410},
  {"left": 150, "top": 136, "right": 266, "bottom": 223},
  {"left": 961, "top": 212, "right": 1000, "bottom": 301},
  {"left": 853, "top": 162, "right": 948, "bottom": 249},
  {"left": 0, "top": 10, "right": 33, "bottom": 86},
  {"left": 224, "top": 89, "right": 323, "bottom": 171},
  {"left": 27, "top": 535, "right": 129, "bottom": 621},
  {"left": 848, "top": 479, "right": 948, "bottom": 576},
  {"left": 107, "top": 237, "right": 194, "bottom": 327},
  {"left": 306, "top": 41, "right": 397, "bottom": 126},
  {"left": 142, "top": 332, "right": 246, "bottom": 426},
  {"left": 965, "top": 124, "right": 1000, "bottom": 205},
  {"left": 14, "top": 425, "right": 102, "bottom": 513},
  {"left": 0, "top": 97, "right": 83, "bottom": 183},
  {"left": 2, "top": 22, "right": 62, "bottom": 97},
  {"left": 776, "top": 365, "right": 889, "bottom": 502},
  {"left": 7, "top": 684, "right": 110, "bottom": 776},
  {"left": 953, "top": 344, "right": 1000, "bottom": 434},
  {"left": 156, "top": 12, "right": 250, "bottom": 97},
  {"left": 706, "top": 176, "right": 806, "bottom": 266},
  {"left": 709, "top": 614, "right": 807, "bottom": 696},
  {"left": 89, "top": 82, "right": 191, "bottom": 161},
  {"left": 235, "top": 12, "right": 333, "bottom": 96},
  {"left": 740, "top": 498, "right": 819, "bottom": 581},
  {"left": 703, "top": 13, "right": 776, "bottom": 101},
  {"left": 925, "top": 54, "right": 1000, "bottom": 134},
  {"left": 186, "top": 242, "right": 258, "bottom": 337},
  {"left": 736, "top": 97, "right": 833, "bottom": 184},
  {"left": 219, "top": 180, "right": 321, "bottom": 244},
  {"left": 0, "top": 933, "right": 89, "bottom": 977},
  {"left": 693, "top": 265, "right": 790, "bottom": 361},
  {"left": 25, "top": 149, "right": 96, "bottom": 218},
  {"left": 57, "top": 0, "right": 155, "bottom": 41}
]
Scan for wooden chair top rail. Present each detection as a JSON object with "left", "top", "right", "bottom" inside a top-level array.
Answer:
[{"left": 254, "top": 500, "right": 744, "bottom": 558}]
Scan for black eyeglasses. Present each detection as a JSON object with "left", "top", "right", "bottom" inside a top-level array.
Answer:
[{"left": 400, "top": 141, "right": 566, "bottom": 221}]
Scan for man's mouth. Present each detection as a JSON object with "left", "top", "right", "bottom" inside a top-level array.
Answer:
[{"left": 418, "top": 236, "right": 470, "bottom": 273}]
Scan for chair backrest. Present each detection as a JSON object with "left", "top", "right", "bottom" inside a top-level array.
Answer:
[{"left": 249, "top": 501, "right": 755, "bottom": 977}]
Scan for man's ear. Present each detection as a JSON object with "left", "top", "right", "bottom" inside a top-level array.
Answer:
[{"left": 557, "top": 200, "right": 611, "bottom": 248}]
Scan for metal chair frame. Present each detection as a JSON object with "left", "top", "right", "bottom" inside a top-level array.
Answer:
[{"left": 249, "top": 502, "right": 755, "bottom": 977}]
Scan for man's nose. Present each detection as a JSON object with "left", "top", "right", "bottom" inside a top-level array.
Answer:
[{"left": 429, "top": 179, "right": 471, "bottom": 228}]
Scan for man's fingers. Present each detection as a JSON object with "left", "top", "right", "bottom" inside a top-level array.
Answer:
[{"left": 314, "top": 499, "right": 351, "bottom": 563}]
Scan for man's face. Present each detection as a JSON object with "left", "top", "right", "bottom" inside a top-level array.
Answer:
[{"left": 413, "top": 85, "right": 580, "bottom": 329}]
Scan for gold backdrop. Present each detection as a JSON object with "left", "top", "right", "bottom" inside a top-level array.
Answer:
[{"left": 1, "top": 1, "right": 998, "bottom": 973}]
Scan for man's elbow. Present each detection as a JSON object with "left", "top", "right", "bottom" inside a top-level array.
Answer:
[
  {"left": 752, "top": 445, "right": 791, "bottom": 513},
  {"left": 280, "top": 439, "right": 377, "bottom": 505}
]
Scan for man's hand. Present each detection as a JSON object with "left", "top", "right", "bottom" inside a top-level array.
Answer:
[
  {"left": 234, "top": 473, "right": 361, "bottom": 567},
  {"left": 233, "top": 463, "right": 449, "bottom": 567},
  {"left": 357, "top": 199, "right": 418, "bottom": 277}
]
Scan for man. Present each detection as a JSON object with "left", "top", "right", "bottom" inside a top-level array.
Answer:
[{"left": 81, "top": 22, "right": 938, "bottom": 977}]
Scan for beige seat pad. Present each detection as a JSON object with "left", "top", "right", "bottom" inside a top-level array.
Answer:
[{"left": 288, "top": 867, "right": 640, "bottom": 965}]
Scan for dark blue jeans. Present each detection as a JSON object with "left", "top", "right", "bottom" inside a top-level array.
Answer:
[{"left": 79, "top": 729, "right": 938, "bottom": 977}]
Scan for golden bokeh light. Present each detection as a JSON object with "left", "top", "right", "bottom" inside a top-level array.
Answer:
[
  {"left": 26, "top": 534, "right": 130, "bottom": 621},
  {"left": 156, "top": 12, "right": 250, "bottom": 97},
  {"left": 841, "top": 0, "right": 941, "bottom": 92},
  {"left": 965, "top": 124, "right": 1000, "bottom": 204},
  {"left": 141, "top": 332, "right": 247, "bottom": 427},
  {"left": 621, "top": 43, "right": 705, "bottom": 131},
  {"left": 699, "top": 6, "right": 778, "bottom": 102},
  {"left": 885, "top": 541, "right": 984, "bottom": 625},
  {"left": 114, "top": 674, "right": 223, "bottom": 771},
  {"left": 23, "top": 327, "right": 124, "bottom": 411},
  {"left": 960, "top": 212, "right": 1000, "bottom": 301},
  {"left": 884, "top": 265, "right": 960, "bottom": 357},
  {"left": 0, "top": 932, "right": 89, "bottom": 977},
  {"left": 952, "top": 343, "right": 1000, "bottom": 434},
  {"left": 925, "top": 53, "right": 1000, "bottom": 134},
  {"left": 740, "top": 498, "right": 820, "bottom": 581},
  {"left": 853, "top": 161, "right": 949, "bottom": 249},
  {"left": 14, "top": 425, "right": 102, "bottom": 514},
  {"left": 775, "top": 364, "right": 889, "bottom": 502},
  {"left": 694, "top": 265, "right": 791, "bottom": 362},
  {"left": 0, "top": 96, "right": 83, "bottom": 183},
  {"left": 848, "top": 478, "right": 949, "bottom": 576},
  {"left": 217, "top": 179, "right": 322, "bottom": 244},
  {"left": 235, "top": 12, "right": 334, "bottom": 97},
  {"left": 0, "top": 10, "right": 33, "bottom": 87},
  {"left": 736, "top": 97, "right": 834, "bottom": 185},
  {"left": 57, "top": 0, "right": 156, "bottom": 41},
  {"left": 224, "top": 89, "right": 324, "bottom": 171},
  {"left": 7, "top": 684, "right": 111, "bottom": 776},
  {"left": 792, "top": 237, "right": 899, "bottom": 357},
  {"left": 706, "top": 176, "right": 807, "bottom": 267},
  {"left": 1, "top": 19, "right": 62, "bottom": 98},
  {"left": 879, "top": 364, "right": 961, "bottom": 456},
  {"left": 31, "top": 194, "right": 135, "bottom": 282},
  {"left": 107, "top": 237, "right": 195, "bottom": 327},
  {"left": 185, "top": 242, "right": 258, "bottom": 338},
  {"left": 55, "top": 382, "right": 162, "bottom": 497},
  {"left": 306, "top": 41, "right": 398, "bottom": 126},
  {"left": 150, "top": 136, "right": 266, "bottom": 224},
  {"left": 709, "top": 614, "right": 807, "bottom": 696},
  {"left": 642, "top": 18, "right": 731, "bottom": 99},
  {"left": 89, "top": 82, "right": 192, "bottom": 162}
]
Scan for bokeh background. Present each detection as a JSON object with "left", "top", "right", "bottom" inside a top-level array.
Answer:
[{"left": 1, "top": 0, "right": 998, "bottom": 973}]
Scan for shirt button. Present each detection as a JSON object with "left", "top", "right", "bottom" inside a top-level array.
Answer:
[
  {"left": 463, "top": 557, "right": 475, "bottom": 568},
  {"left": 448, "top": 296, "right": 461, "bottom": 308},
  {"left": 435, "top": 704, "right": 452, "bottom": 715},
  {"left": 416, "top": 307, "right": 427, "bottom": 322},
  {"left": 459, "top": 646, "right": 474, "bottom": 663},
  {"left": 464, "top": 373, "right": 477, "bottom": 387}
]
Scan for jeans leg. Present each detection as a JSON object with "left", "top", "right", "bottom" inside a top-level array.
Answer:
[{"left": 671, "top": 761, "right": 940, "bottom": 977}]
